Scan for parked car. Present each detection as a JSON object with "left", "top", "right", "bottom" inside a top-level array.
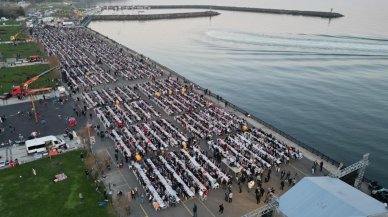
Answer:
[
  {"left": 0, "top": 160, "right": 9, "bottom": 168},
  {"left": 0, "top": 92, "right": 12, "bottom": 100}
]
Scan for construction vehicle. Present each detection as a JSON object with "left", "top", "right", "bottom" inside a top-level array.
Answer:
[
  {"left": 12, "top": 66, "right": 59, "bottom": 123},
  {"left": 10, "top": 32, "right": 20, "bottom": 41},
  {"left": 11, "top": 66, "right": 58, "bottom": 97},
  {"left": 27, "top": 55, "right": 42, "bottom": 62}
]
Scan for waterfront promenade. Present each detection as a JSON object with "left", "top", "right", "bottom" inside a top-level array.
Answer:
[{"left": 23, "top": 25, "right": 368, "bottom": 217}]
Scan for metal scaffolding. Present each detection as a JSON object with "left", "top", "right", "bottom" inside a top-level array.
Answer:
[
  {"left": 329, "top": 153, "right": 370, "bottom": 189},
  {"left": 242, "top": 193, "right": 279, "bottom": 217}
]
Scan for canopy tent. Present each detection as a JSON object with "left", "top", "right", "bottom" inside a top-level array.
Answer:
[{"left": 279, "top": 177, "right": 388, "bottom": 217}]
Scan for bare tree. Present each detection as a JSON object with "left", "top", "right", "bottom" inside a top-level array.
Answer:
[{"left": 113, "top": 194, "right": 131, "bottom": 217}]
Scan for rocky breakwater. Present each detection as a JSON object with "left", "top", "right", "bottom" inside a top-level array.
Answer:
[
  {"left": 101, "top": 5, "right": 344, "bottom": 18},
  {"left": 90, "top": 11, "right": 220, "bottom": 21}
]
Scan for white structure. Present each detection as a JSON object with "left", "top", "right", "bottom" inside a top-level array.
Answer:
[
  {"left": 279, "top": 177, "right": 388, "bottom": 217},
  {"left": 25, "top": 135, "right": 67, "bottom": 154}
]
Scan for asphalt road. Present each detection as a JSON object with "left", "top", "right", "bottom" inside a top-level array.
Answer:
[{"left": 0, "top": 98, "right": 86, "bottom": 145}]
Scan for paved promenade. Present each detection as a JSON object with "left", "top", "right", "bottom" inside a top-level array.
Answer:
[{"left": 75, "top": 73, "right": 330, "bottom": 217}]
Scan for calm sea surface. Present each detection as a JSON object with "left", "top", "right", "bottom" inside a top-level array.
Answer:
[{"left": 89, "top": 0, "right": 388, "bottom": 185}]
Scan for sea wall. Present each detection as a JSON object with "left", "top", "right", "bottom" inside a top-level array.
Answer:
[
  {"left": 101, "top": 5, "right": 344, "bottom": 18},
  {"left": 89, "top": 11, "right": 220, "bottom": 21}
]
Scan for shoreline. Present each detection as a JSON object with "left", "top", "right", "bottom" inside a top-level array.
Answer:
[{"left": 85, "top": 26, "right": 344, "bottom": 176}]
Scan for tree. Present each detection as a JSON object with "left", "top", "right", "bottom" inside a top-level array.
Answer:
[{"left": 113, "top": 194, "right": 131, "bottom": 217}]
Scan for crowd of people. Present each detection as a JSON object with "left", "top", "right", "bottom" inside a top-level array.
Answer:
[
  {"left": 137, "top": 79, "right": 207, "bottom": 115},
  {"left": 31, "top": 26, "right": 306, "bottom": 212},
  {"left": 82, "top": 86, "right": 140, "bottom": 109},
  {"left": 132, "top": 146, "right": 231, "bottom": 210},
  {"left": 87, "top": 78, "right": 303, "bottom": 211},
  {"left": 175, "top": 106, "right": 243, "bottom": 139},
  {"left": 94, "top": 99, "right": 160, "bottom": 128},
  {"left": 34, "top": 27, "right": 164, "bottom": 91}
]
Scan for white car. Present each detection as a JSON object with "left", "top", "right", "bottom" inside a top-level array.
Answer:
[{"left": 0, "top": 160, "right": 9, "bottom": 168}]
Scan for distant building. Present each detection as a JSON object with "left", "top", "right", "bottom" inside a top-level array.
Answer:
[{"left": 279, "top": 177, "right": 388, "bottom": 217}]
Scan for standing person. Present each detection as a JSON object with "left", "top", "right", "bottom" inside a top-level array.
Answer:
[
  {"left": 193, "top": 204, "right": 198, "bottom": 217},
  {"left": 247, "top": 180, "right": 255, "bottom": 193},
  {"left": 131, "top": 188, "right": 136, "bottom": 200},
  {"left": 267, "top": 169, "right": 271, "bottom": 182},
  {"left": 320, "top": 161, "right": 324, "bottom": 172},
  {"left": 256, "top": 192, "right": 261, "bottom": 204},
  {"left": 140, "top": 193, "right": 144, "bottom": 203},
  {"left": 285, "top": 171, "right": 291, "bottom": 180},
  {"left": 312, "top": 165, "right": 315, "bottom": 175},
  {"left": 281, "top": 170, "right": 286, "bottom": 180},
  {"left": 219, "top": 203, "right": 224, "bottom": 214},
  {"left": 228, "top": 191, "right": 233, "bottom": 203},
  {"left": 292, "top": 178, "right": 297, "bottom": 186},
  {"left": 281, "top": 180, "right": 285, "bottom": 190},
  {"left": 260, "top": 186, "right": 265, "bottom": 198},
  {"left": 238, "top": 181, "right": 242, "bottom": 193}
]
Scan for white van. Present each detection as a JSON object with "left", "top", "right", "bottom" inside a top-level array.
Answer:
[{"left": 25, "top": 135, "right": 67, "bottom": 154}]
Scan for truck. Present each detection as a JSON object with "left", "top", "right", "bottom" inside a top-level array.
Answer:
[{"left": 11, "top": 66, "right": 58, "bottom": 97}]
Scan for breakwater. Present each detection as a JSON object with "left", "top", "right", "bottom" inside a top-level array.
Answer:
[
  {"left": 100, "top": 5, "right": 344, "bottom": 18},
  {"left": 89, "top": 11, "right": 220, "bottom": 22}
]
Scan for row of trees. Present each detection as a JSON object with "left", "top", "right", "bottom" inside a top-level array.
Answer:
[{"left": 0, "top": 5, "right": 25, "bottom": 19}]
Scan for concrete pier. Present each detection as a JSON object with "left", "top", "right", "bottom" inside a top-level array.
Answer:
[
  {"left": 89, "top": 11, "right": 220, "bottom": 21},
  {"left": 100, "top": 5, "right": 344, "bottom": 18}
]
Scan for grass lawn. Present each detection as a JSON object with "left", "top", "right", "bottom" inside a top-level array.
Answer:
[
  {"left": 0, "top": 20, "right": 20, "bottom": 25},
  {"left": 0, "top": 42, "right": 43, "bottom": 60},
  {"left": 0, "top": 25, "right": 24, "bottom": 42},
  {"left": 0, "top": 64, "right": 56, "bottom": 94},
  {"left": 0, "top": 150, "right": 114, "bottom": 217}
]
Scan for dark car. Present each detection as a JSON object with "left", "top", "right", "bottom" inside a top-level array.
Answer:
[{"left": 0, "top": 92, "right": 12, "bottom": 100}]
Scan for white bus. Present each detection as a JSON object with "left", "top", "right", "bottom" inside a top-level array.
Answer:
[{"left": 25, "top": 135, "right": 67, "bottom": 154}]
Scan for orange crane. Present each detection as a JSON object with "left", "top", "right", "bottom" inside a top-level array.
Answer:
[{"left": 12, "top": 66, "right": 59, "bottom": 123}]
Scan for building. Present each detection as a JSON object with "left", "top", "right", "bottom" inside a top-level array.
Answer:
[{"left": 279, "top": 177, "right": 388, "bottom": 217}]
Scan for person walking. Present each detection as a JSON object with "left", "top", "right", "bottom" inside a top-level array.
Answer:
[
  {"left": 247, "top": 180, "right": 255, "bottom": 193},
  {"left": 320, "top": 161, "right": 324, "bottom": 172},
  {"left": 281, "top": 180, "right": 285, "bottom": 190},
  {"left": 228, "top": 191, "right": 233, "bottom": 203},
  {"left": 219, "top": 203, "right": 224, "bottom": 214},
  {"left": 280, "top": 170, "right": 285, "bottom": 180},
  {"left": 193, "top": 204, "right": 198, "bottom": 217},
  {"left": 256, "top": 192, "right": 261, "bottom": 204},
  {"left": 141, "top": 193, "right": 144, "bottom": 203}
]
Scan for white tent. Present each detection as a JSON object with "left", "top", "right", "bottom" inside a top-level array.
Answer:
[{"left": 279, "top": 177, "right": 388, "bottom": 217}]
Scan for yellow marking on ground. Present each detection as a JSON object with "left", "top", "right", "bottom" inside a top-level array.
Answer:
[
  {"left": 289, "top": 163, "right": 308, "bottom": 176},
  {"left": 139, "top": 204, "right": 149, "bottom": 217},
  {"left": 182, "top": 200, "right": 193, "bottom": 216},
  {"left": 198, "top": 199, "right": 216, "bottom": 217}
]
